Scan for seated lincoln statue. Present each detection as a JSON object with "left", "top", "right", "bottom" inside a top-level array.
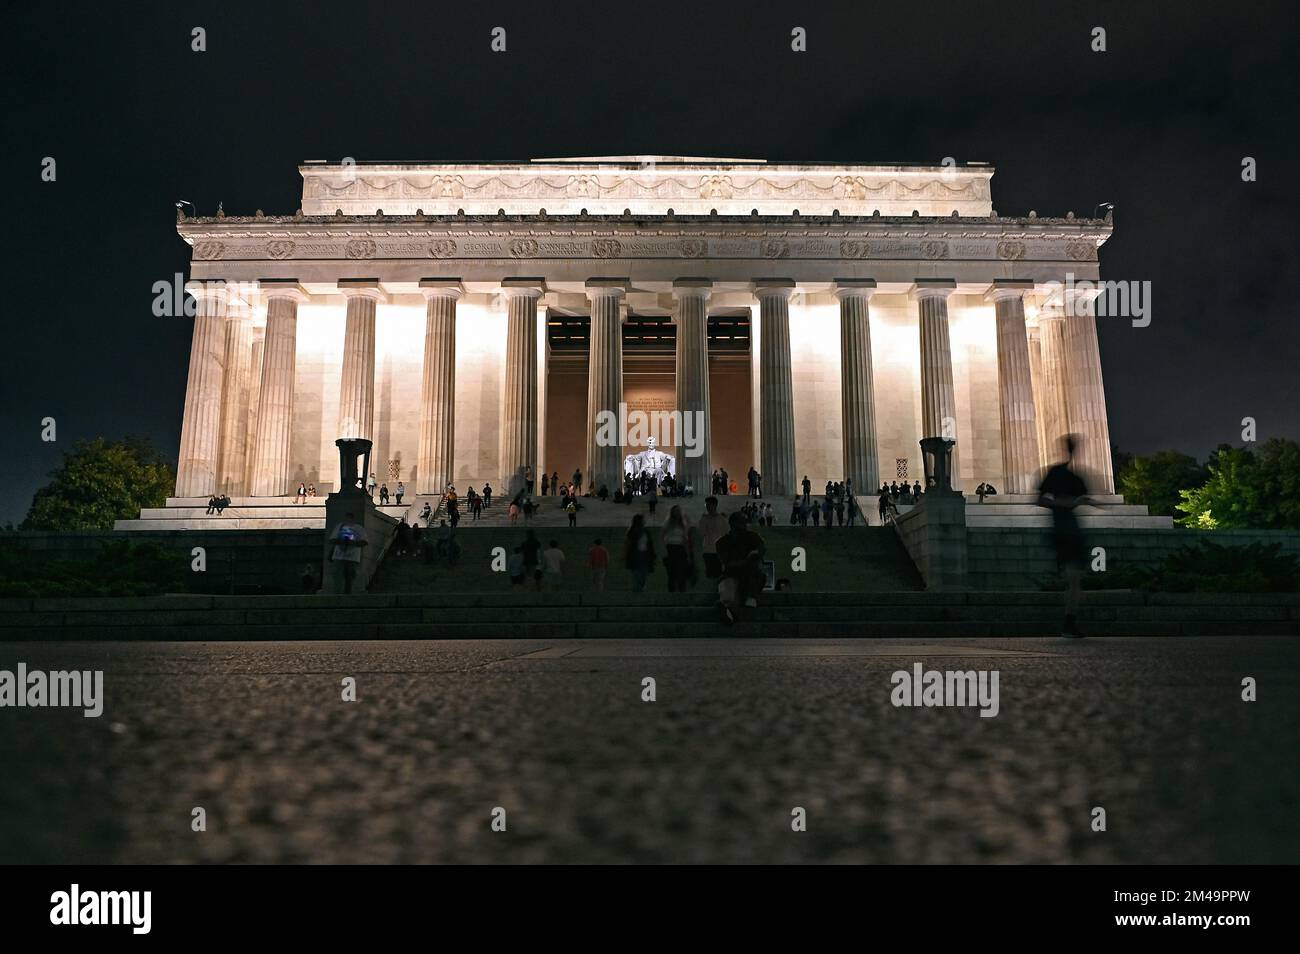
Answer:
[{"left": 624, "top": 436, "right": 676, "bottom": 481}]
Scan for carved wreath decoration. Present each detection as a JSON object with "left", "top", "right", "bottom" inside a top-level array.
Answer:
[{"left": 344, "top": 238, "right": 378, "bottom": 259}]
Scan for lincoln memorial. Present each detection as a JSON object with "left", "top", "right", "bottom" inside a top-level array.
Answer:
[{"left": 171, "top": 156, "right": 1116, "bottom": 503}]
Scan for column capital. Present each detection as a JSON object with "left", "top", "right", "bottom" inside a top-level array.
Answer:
[
  {"left": 671, "top": 278, "right": 713, "bottom": 299},
  {"left": 184, "top": 280, "right": 230, "bottom": 305},
  {"left": 501, "top": 278, "right": 547, "bottom": 300},
  {"left": 337, "top": 278, "right": 389, "bottom": 303},
  {"left": 833, "top": 279, "right": 877, "bottom": 301},
  {"left": 984, "top": 279, "right": 1034, "bottom": 304},
  {"left": 584, "top": 278, "right": 629, "bottom": 300},
  {"left": 910, "top": 279, "right": 957, "bottom": 303},
  {"left": 752, "top": 278, "right": 795, "bottom": 300},
  {"left": 418, "top": 278, "right": 465, "bottom": 301},
  {"left": 258, "top": 279, "right": 309, "bottom": 304}
]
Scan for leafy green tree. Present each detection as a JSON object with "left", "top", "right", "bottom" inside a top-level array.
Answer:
[
  {"left": 21, "top": 438, "right": 175, "bottom": 531},
  {"left": 1176, "top": 439, "right": 1300, "bottom": 530},
  {"left": 1116, "top": 450, "right": 1207, "bottom": 517}
]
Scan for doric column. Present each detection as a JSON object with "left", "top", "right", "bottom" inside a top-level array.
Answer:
[
  {"left": 834, "top": 279, "right": 880, "bottom": 492},
  {"left": 337, "top": 280, "right": 384, "bottom": 440},
  {"left": 1025, "top": 324, "right": 1052, "bottom": 473},
  {"left": 175, "top": 281, "right": 228, "bottom": 497},
  {"left": 987, "top": 279, "right": 1042, "bottom": 493},
  {"left": 912, "top": 279, "right": 960, "bottom": 488},
  {"left": 753, "top": 279, "right": 796, "bottom": 495},
  {"left": 501, "top": 279, "right": 546, "bottom": 493},
  {"left": 244, "top": 327, "right": 265, "bottom": 492},
  {"left": 249, "top": 281, "right": 307, "bottom": 496},
  {"left": 416, "top": 279, "right": 462, "bottom": 495},
  {"left": 1063, "top": 290, "right": 1115, "bottom": 492},
  {"left": 585, "top": 279, "right": 628, "bottom": 495},
  {"left": 672, "top": 279, "right": 712, "bottom": 494},
  {"left": 1036, "top": 311, "right": 1072, "bottom": 467},
  {"left": 215, "top": 291, "right": 254, "bottom": 496}
]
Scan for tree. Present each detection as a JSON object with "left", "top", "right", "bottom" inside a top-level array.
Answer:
[
  {"left": 1176, "top": 439, "right": 1300, "bottom": 530},
  {"left": 21, "top": 438, "right": 175, "bottom": 531},
  {"left": 1116, "top": 450, "right": 1207, "bottom": 517}
]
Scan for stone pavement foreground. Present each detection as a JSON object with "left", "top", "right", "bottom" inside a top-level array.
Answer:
[{"left": 0, "top": 636, "right": 1296, "bottom": 864}]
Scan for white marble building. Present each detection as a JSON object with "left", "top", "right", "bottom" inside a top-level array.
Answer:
[{"left": 171, "top": 156, "right": 1116, "bottom": 502}]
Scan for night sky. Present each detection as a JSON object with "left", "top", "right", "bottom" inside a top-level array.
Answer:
[{"left": 6, "top": 0, "right": 1297, "bottom": 524}]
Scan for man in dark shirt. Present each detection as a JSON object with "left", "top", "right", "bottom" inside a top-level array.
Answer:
[{"left": 1037, "top": 435, "right": 1090, "bottom": 637}]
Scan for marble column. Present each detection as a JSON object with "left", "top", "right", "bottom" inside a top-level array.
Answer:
[
  {"left": 244, "top": 327, "right": 265, "bottom": 493},
  {"left": 249, "top": 281, "right": 307, "bottom": 496},
  {"left": 585, "top": 280, "right": 628, "bottom": 495},
  {"left": 1025, "top": 324, "right": 1053, "bottom": 474},
  {"left": 672, "top": 279, "right": 712, "bottom": 494},
  {"left": 1063, "top": 291, "right": 1115, "bottom": 492},
  {"left": 501, "top": 279, "right": 546, "bottom": 493},
  {"left": 215, "top": 294, "right": 254, "bottom": 496},
  {"left": 175, "top": 281, "right": 228, "bottom": 497},
  {"left": 913, "top": 279, "right": 960, "bottom": 489},
  {"left": 987, "top": 280, "right": 1042, "bottom": 493},
  {"left": 753, "top": 280, "right": 796, "bottom": 495},
  {"left": 337, "top": 280, "right": 384, "bottom": 440},
  {"left": 1036, "top": 311, "right": 1072, "bottom": 467},
  {"left": 416, "top": 279, "right": 462, "bottom": 495},
  {"left": 834, "top": 279, "right": 880, "bottom": 493}
]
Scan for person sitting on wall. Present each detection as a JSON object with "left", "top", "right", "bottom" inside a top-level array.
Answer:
[
  {"left": 215, "top": 494, "right": 230, "bottom": 514},
  {"left": 976, "top": 482, "right": 998, "bottom": 503},
  {"left": 206, "top": 495, "right": 217, "bottom": 515},
  {"left": 379, "top": 483, "right": 390, "bottom": 505},
  {"left": 308, "top": 484, "right": 317, "bottom": 497},
  {"left": 419, "top": 501, "right": 433, "bottom": 526},
  {"left": 295, "top": 482, "right": 307, "bottom": 504},
  {"left": 329, "top": 511, "right": 369, "bottom": 594}
]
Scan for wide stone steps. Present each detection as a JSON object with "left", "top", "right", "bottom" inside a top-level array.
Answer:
[
  {"left": 369, "top": 525, "right": 923, "bottom": 594},
  {"left": 4, "top": 591, "right": 1298, "bottom": 639}
]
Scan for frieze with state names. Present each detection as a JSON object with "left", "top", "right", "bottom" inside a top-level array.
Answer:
[{"left": 185, "top": 231, "right": 1099, "bottom": 263}]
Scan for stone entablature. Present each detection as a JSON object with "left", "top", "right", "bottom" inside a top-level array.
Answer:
[
  {"left": 298, "top": 157, "right": 996, "bottom": 218},
  {"left": 178, "top": 213, "right": 1110, "bottom": 291}
]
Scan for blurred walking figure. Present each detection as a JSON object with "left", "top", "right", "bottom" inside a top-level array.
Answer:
[
  {"left": 662, "top": 504, "right": 694, "bottom": 592},
  {"left": 716, "top": 512, "right": 766, "bottom": 624},
  {"left": 624, "top": 514, "right": 656, "bottom": 593},
  {"left": 586, "top": 538, "right": 609, "bottom": 590},
  {"left": 1037, "top": 434, "right": 1091, "bottom": 638}
]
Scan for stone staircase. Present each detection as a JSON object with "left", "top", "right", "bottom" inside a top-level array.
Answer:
[
  {"left": 370, "top": 524, "right": 923, "bottom": 594},
  {"left": 450, "top": 492, "right": 878, "bottom": 529},
  {"left": 962, "top": 493, "right": 1173, "bottom": 530},
  {"left": 113, "top": 495, "right": 423, "bottom": 531}
]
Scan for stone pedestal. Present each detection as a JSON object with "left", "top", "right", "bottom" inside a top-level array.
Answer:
[
  {"left": 988, "top": 280, "right": 1042, "bottom": 493},
  {"left": 672, "top": 279, "right": 712, "bottom": 494},
  {"left": 835, "top": 279, "right": 880, "bottom": 492},
  {"left": 249, "top": 281, "right": 307, "bottom": 497},
  {"left": 416, "top": 280, "right": 462, "bottom": 494},
  {"left": 754, "top": 280, "right": 796, "bottom": 495},
  {"left": 175, "top": 282, "right": 228, "bottom": 497}
]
